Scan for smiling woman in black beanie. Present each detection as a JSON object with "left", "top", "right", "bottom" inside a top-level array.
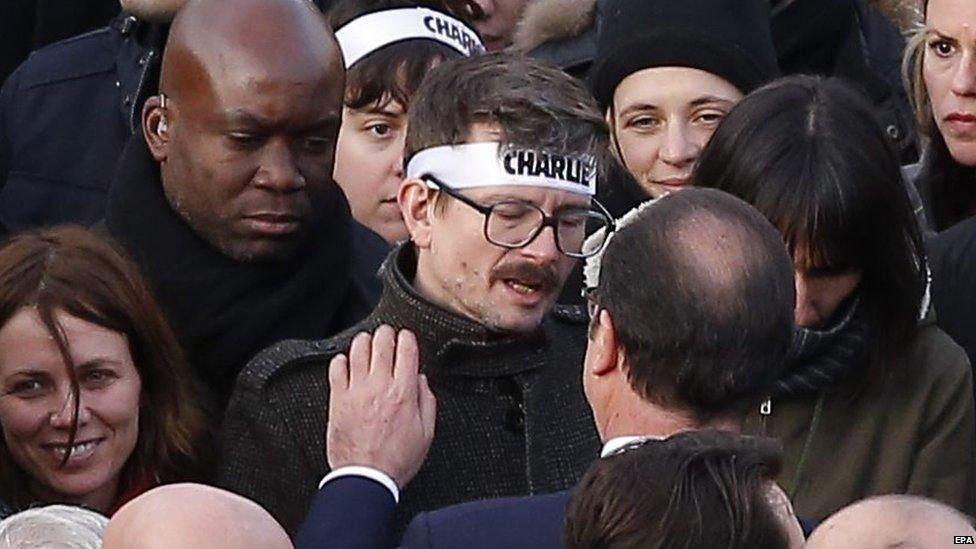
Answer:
[{"left": 589, "top": 0, "right": 778, "bottom": 203}]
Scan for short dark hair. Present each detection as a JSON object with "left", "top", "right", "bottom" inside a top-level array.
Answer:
[
  {"left": 692, "top": 75, "right": 927, "bottom": 372},
  {"left": 565, "top": 430, "right": 788, "bottom": 549},
  {"left": 405, "top": 52, "right": 611, "bottom": 172},
  {"left": 327, "top": 0, "right": 465, "bottom": 110},
  {"left": 592, "top": 188, "right": 795, "bottom": 421}
]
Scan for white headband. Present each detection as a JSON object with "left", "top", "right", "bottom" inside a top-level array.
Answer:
[
  {"left": 335, "top": 8, "right": 485, "bottom": 69},
  {"left": 406, "top": 142, "right": 598, "bottom": 196}
]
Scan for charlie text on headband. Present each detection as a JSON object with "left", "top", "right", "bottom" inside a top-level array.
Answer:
[
  {"left": 406, "top": 142, "right": 598, "bottom": 197},
  {"left": 335, "top": 7, "right": 486, "bottom": 69}
]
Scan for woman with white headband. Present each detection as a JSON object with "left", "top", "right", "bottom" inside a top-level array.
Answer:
[{"left": 329, "top": 0, "right": 485, "bottom": 244}]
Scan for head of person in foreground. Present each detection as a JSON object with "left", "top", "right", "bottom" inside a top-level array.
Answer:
[
  {"left": 101, "top": 483, "right": 292, "bottom": 549},
  {"left": 565, "top": 429, "right": 804, "bottom": 549},
  {"left": 806, "top": 494, "right": 976, "bottom": 549}
]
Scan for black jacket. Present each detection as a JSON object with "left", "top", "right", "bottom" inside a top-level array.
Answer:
[
  {"left": 218, "top": 243, "right": 600, "bottom": 535},
  {"left": 929, "top": 215, "right": 976, "bottom": 395},
  {"left": 0, "top": 14, "right": 163, "bottom": 234},
  {"left": 771, "top": 0, "right": 918, "bottom": 163}
]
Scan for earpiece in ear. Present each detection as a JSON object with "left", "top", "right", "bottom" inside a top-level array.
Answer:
[{"left": 157, "top": 116, "right": 168, "bottom": 135}]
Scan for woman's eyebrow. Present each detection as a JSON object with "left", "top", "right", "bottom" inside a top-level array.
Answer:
[
  {"left": 925, "top": 28, "right": 960, "bottom": 43},
  {"left": 74, "top": 358, "right": 123, "bottom": 370},
  {"left": 4, "top": 369, "right": 47, "bottom": 378}
]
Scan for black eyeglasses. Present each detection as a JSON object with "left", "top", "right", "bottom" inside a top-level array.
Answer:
[{"left": 423, "top": 175, "right": 615, "bottom": 258}]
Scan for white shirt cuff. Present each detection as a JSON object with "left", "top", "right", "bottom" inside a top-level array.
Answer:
[{"left": 319, "top": 466, "right": 400, "bottom": 503}]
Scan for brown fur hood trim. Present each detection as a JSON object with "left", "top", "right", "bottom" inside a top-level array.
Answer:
[{"left": 511, "top": 0, "right": 598, "bottom": 53}]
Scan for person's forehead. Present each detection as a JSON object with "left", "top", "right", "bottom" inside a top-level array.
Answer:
[
  {"left": 614, "top": 66, "right": 742, "bottom": 112},
  {"left": 166, "top": 5, "right": 344, "bottom": 115},
  {"left": 198, "top": 71, "right": 343, "bottom": 125},
  {"left": 461, "top": 185, "right": 590, "bottom": 208},
  {"left": 348, "top": 98, "right": 407, "bottom": 117},
  {"left": 926, "top": 0, "right": 976, "bottom": 29}
]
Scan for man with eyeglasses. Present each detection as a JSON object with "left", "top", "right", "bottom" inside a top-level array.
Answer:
[{"left": 219, "top": 52, "right": 613, "bottom": 535}]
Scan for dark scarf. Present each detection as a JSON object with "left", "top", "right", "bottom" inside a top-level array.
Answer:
[
  {"left": 774, "top": 295, "right": 873, "bottom": 397},
  {"left": 105, "top": 136, "right": 357, "bottom": 409}
]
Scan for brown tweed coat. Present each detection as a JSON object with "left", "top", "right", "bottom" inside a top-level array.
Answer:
[{"left": 217, "top": 244, "right": 600, "bottom": 535}]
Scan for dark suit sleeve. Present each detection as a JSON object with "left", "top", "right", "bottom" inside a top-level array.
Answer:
[
  {"left": 296, "top": 476, "right": 397, "bottom": 549},
  {"left": 399, "top": 512, "right": 433, "bottom": 549}
]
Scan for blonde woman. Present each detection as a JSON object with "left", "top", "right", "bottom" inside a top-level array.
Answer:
[{"left": 904, "top": 0, "right": 976, "bottom": 232}]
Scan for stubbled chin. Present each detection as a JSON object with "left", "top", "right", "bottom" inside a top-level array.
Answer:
[
  {"left": 487, "top": 299, "right": 552, "bottom": 333},
  {"left": 473, "top": 302, "right": 546, "bottom": 334}
]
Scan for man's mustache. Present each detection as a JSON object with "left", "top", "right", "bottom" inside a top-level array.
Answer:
[{"left": 490, "top": 261, "right": 560, "bottom": 290}]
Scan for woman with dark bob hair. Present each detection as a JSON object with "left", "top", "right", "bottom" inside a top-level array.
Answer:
[
  {"left": 0, "top": 226, "right": 209, "bottom": 516},
  {"left": 693, "top": 75, "right": 975, "bottom": 521}
]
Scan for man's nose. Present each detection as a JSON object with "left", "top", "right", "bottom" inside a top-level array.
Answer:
[
  {"left": 254, "top": 140, "right": 306, "bottom": 193},
  {"left": 519, "top": 224, "right": 561, "bottom": 263}
]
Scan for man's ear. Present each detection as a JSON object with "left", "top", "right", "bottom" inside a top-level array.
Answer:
[
  {"left": 398, "top": 178, "right": 435, "bottom": 249},
  {"left": 142, "top": 95, "right": 169, "bottom": 162},
  {"left": 588, "top": 309, "right": 620, "bottom": 377}
]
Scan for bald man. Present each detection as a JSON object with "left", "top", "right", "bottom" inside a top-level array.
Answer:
[
  {"left": 807, "top": 495, "right": 976, "bottom": 549},
  {"left": 103, "top": 0, "right": 385, "bottom": 410},
  {"left": 1, "top": 0, "right": 335, "bottom": 235},
  {"left": 102, "top": 484, "right": 293, "bottom": 549}
]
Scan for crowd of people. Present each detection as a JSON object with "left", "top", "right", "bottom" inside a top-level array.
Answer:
[{"left": 0, "top": 0, "right": 973, "bottom": 547}]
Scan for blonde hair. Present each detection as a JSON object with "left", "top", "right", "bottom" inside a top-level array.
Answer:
[{"left": 902, "top": 0, "right": 933, "bottom": 135}]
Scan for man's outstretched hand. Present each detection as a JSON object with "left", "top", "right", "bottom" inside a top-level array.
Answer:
[{"left": 326, "top": 325, "right": 436, "bottom": 488}]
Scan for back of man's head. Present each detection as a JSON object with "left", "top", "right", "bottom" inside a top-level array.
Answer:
[
  {"left": 565, "top": 430, "right": 798, "bottom": 549},
  {"left": 0, "top": 505, "right": 107, "bottom": 549},
  {"left": 101, "top": 483, "right": 293, "bottom": 549},
  {"left": 592, "top": 187, "right": 795, "bottom": 421},
  {"left": 807, "top": 495, "right": 976, "bottom": 549}
]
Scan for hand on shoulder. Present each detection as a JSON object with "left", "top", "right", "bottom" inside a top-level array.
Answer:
[{"left": 326, "top": 325, "right": 437, "bottom": 488}]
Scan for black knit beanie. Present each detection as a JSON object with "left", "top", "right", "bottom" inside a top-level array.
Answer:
[{"left": 589, "top": 0, "right": 780, "bottom": 111}]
